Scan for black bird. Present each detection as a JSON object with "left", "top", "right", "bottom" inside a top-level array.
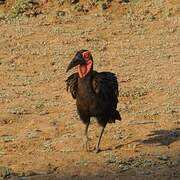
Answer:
[{"left": 66, "top": 50, "right": 121, "bottom": 153}]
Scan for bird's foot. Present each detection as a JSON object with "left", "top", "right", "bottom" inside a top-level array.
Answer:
[
  {"left": 83, "top": 137, "right": 90, "bottom": 152},
  {"left": 95, "top": 146, "right": 101, "bottom": 153}
]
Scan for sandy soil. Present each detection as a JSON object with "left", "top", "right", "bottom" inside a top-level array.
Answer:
[{"left": 0, "top": 0, "right": 180, "bottom": 179}]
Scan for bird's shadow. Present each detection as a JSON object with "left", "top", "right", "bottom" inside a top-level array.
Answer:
[
  {"left": 113, "top": 128, "right": 180, "bottom": 150},
  {"left": 141, "top": 128, "right": 180, "bottom": 146}
]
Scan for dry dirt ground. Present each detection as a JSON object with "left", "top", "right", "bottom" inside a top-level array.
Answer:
[{"left": 0, "top": 0, "right": 180, "bottom": 179}]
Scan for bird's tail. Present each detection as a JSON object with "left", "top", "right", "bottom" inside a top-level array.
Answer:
[{"left": 109, "top": 110, "right": 122, "bottom": 123}]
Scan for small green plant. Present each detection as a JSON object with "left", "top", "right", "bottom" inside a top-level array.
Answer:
[
  {"left": 0, "top": 11, "right": 6, "bottom": 20},
  {"left": 73, "top": 3, "right": 84, "bottom": 12},
  {"left": 56, "top": 0, "right": 65, "bottom": 5},
  {"left": 0, "top": 149, "right": 5, "bottom": 157},
  {"left": 11, "top": 0, "right": 40, "bottom": 18},
  {"left": 35, "top": 100, "right": 45, "bottom": 110},
  {"left": 11, "top": 0, "right": 33, "bottom": 17},
  {"left": 8, "top": 106, "right": 29, "bottom": 115},
  {"left": 0, "top": 166, "right": 14, "bottom": 178},
  {"left": 0, "top": 135, "right": 15, "bottom": 143},
  {"left": 104, "top": 152, "right": 117, "bottom": 163}
]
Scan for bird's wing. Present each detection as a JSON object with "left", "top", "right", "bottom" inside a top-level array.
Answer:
[
  {"left": 66, "top": 73, "right": 78, "bottom": 99},
  {"left": 92, "top": 71, "right": 119, "bottom": 99}
]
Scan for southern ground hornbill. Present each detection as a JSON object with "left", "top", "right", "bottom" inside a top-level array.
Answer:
[{"left": 66, "top": 49, "right": 121, "bottom": 153}]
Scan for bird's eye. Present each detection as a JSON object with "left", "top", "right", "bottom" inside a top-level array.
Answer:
[{"left": 83, "top": 51, "right": 90, "bottom": 60}]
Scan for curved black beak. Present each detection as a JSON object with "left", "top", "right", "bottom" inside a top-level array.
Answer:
[{"left": 66, "top": 55, "right": 86, "bottom": 72}]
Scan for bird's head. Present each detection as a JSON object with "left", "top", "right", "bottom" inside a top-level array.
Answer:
[{"left": 66, "top": 50, "right": 93, "bottom": 78}]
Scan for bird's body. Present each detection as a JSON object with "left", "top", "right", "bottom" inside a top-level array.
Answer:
[{"left": 66, "top": 50, "right": 121, "bottom": 152}]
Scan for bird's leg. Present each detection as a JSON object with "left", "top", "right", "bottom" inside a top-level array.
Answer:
[
  {"left": 83, "top": 121, "right": 90, "bottom": 151},
  {"left": 95, "top": 126, "right": 106, "bottom": 153}
]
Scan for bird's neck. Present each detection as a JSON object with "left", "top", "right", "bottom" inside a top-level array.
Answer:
[
  {"left": 77, "top": 71, "right": 94, "bottom": 96},
  {"left": 78, "top": 60, "right": 93, "bottom": 78}
]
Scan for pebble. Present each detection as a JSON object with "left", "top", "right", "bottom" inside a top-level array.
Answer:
[
  {"left": 120, "top": 165, "right": 129, "bottom": 171},
  {"left": 157, "top": 155, "right": 169, "bottom": 161},
  {"left": 56, "top": 11, "right": 66, "bottom": 17}
]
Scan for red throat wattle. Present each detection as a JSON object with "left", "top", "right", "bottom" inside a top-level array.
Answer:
[{"left": 78, "top": 60, "right": 92, "bottom": 78}]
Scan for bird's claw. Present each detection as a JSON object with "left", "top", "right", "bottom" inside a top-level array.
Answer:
[
  {"left": 94, "top": 146, "right": 101, "bottom": 153},
  {"left": 95, "top": 149, "right": 100, "bottom": 153}
]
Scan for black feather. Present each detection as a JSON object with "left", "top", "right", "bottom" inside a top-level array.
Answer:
[
  {"left": 66, "top": 70, "right": 120, "bottom": 123},
  {"left": 92, "top": 71, "right": 119, "bottom": 99},
  {"left": 66, "top": 73, "right": 78, "bottom": 99}
]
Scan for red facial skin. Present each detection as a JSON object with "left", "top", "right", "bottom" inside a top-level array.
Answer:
[{"left": 78, "top": 51, "right": 93, "bottom": 78}]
